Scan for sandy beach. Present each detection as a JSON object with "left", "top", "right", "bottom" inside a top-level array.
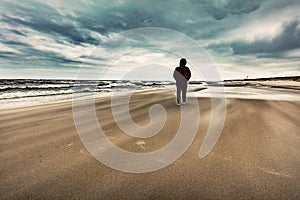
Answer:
[
  {"left": 1, "top": 0, "right": 300, "bottom": 198},
  {"left": 1, "top": 82, "right": 300, "bottom": 199}
]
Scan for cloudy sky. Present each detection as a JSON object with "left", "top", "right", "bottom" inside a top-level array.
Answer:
[{"left": 0, "top": 0, "right": 299, "bottom": 80}]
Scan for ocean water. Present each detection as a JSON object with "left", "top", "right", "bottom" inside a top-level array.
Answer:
[
  {"left": 1, "top": 79, "right": 299, "bottom": 109},
  {"left": 0, "top": 79, "right": 183, "bottom": 109}
]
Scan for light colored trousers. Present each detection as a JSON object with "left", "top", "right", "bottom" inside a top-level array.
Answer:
[{"left": 176, "top": 81, "right": 187, "bottom": 103}]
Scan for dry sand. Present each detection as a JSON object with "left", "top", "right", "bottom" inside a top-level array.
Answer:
[{"left": 0, "top": 89, "right": 300, "bottom": 199}]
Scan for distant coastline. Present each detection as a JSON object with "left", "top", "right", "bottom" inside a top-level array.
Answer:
[{"left": 223, "top": 75, "right": 300, "bottom": 82}]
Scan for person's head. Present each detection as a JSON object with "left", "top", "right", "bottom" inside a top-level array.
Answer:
[{"left": 179, "top": 58, "right": 187, "bottom": 67}]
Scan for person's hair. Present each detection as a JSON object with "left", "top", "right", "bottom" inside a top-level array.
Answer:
[{"left": 179, "top": 58, "right": 187, "bottom": 67}]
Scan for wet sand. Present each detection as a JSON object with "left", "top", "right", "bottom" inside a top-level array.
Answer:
[{"left": 0, "top": 87, "right": 300, "bottom": 199}]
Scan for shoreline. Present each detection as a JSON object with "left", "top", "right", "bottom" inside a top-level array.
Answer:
[
  {"left": 1, "top": 83, "right": 299, "bottom": 111},
  {"left": 1, "top": 78, "right": 299, "bottom": 110}
]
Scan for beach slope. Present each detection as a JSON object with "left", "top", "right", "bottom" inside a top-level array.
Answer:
[{"left": 0, "top": 89, "right": 300, "bottom": 199}]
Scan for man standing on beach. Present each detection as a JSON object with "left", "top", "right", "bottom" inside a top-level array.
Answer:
[{"left": 173, "top": 58, "right": 191, "bottom": 105}]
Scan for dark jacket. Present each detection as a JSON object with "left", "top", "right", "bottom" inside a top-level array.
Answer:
[{"left": 173, "top": 66, "right": 191, "bottom": 82}]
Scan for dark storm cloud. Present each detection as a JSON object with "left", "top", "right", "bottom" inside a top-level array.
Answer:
[
  {"left": 196, "top": 0, "right": 264, "bottom": 20},
  {"left": 2, "top": 15, "right": 100, "bottom": 46},
  {"left": 231, "top": 20, "right": 300, "bottom": 55},
  {"left": 29, "top": 49, "right": 82, "bottom": 64},
  {"left": 0, "top": 0, "right": 267, "bottom": 50},
  {"left": 9, "top": 30, "right": 27, "bottom": 37},
  {"left": 0, "top": 40, "right": 29, "bottom": 46},
  {"left": 0, "top": 51, "right": 16, "bottom": 58},
  {"left": 12, "top": 47, "right": 82, "bottom": 66},
  {"left": 0, "top": 0, "right": 299, "bottom": 79},
  {"left": 1, "top": 0, "right": 100, "bottom": 46},
  {"left": 226, "top": 0, "right": 262, "bottom": 14},
  {"left": 0, "top": 33, "right": 82, "bottom": 67},
  {"left": 206, "top": 42, "right": 230, "bottom": 54},
  {"left": 75, "top": 7, "right": 153, "bottom": 35}
]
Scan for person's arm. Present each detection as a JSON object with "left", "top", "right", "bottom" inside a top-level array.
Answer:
[
  {"left": 173, "top": 68, "right": 178, "bottom": 81},
  {"left": 186, "top": 68, "right": 191, "bottom": 81}
]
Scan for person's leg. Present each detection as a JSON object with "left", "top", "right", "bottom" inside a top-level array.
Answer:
[
  {"left": 182, "top": 81, "right": 187, "bottom": 103},
  {"left": 176, "top": 83, "right": 181, "bottom": 104}
]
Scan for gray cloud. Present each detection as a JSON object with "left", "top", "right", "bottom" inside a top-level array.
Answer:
[
  {"left": 231, "top": 19, "right": 300, "bottom": 54},
  {"left": 1, "top": 1, "right": 100, "bottom": 46},
  {"left": 9, "top": 29, "right": 27, "bottom": 37},
  {"left": 0, "top": 0, "right": 299, "bottom": 79},
  {"left": 0, "top": 40, "right": 29, "bottom": 46},
  {"left": 196, "top": 0, "right": 264, "bottom": 20},
  {"left": 9, "top": 47, "right": 82, "bottom": 67},
  {"left": 0, "top": 51, "right": 16, "bottom": 59},
  {"left": 225, "top": 0, "right": 263, "bottom": 15},
  {"left": 0, "top": 0, "right": 265, "bottom": 48}
]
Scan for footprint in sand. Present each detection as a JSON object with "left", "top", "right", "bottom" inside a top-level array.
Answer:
[
  {"left": 108, "top": 136, "right": 115, "bottom": 140},
  {"left": 67, "top": 141, "right": 73, "bottom": 147},
  {"left": 257, "top": 166, "right": 291, "bottom": 178},
  {"left": 136, "top": 140, "right": 146, "bottom": 149},
  {"left": 80, "top": 149, "right": 86, "bottom": 153}
]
